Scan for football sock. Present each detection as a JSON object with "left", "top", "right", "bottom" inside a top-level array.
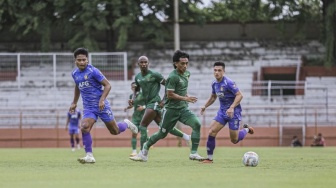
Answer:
[
  {"left": 82, "top": 132, "right": 92, "bottom": 153},
  {"left": 206, "top": 135, "right": 216, "bottom": 157},
  {"left": 75, "top": 137, "right": 80, "bottom": 144},
  {"left": 190, "top": 131, "right": 201, "bottom": 154},
  {"left": 117, "top": 122, "right": 127, "bottom": 133},
  {"left": 139, "top": 125, "right": 148, "bottom": 149},
  {"left": 237, "top": 129, "right": 248, "bottom": 142},
  {"left": 182, "top": 133, "right": 190, "bottom": 141},
  {"left": 131, "top": 138, "right": 137, "bottom": 150},
  {"left": 70, "top": 137, "right": 75, "bottom": 148}
]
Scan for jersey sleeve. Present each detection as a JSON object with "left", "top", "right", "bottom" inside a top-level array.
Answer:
[
  {"left": 211, "top": 81, "right": 216, "bottom": 95},
  {"left": 166, "top": 75, "right": 179, "bottom": 91},
  {"left": 227, "top": 80, "right": 240, "bottom": 95},
  {"left": 153, "top": 71, "right": 164, "bottom": 83},
  {"left": 92, "top": 67, "right": 106, "bottom": 83}
]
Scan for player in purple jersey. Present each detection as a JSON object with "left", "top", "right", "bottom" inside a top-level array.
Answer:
[
  {"left": 69, "top": 48, "right": 138, "bottom": 164},
  {"left": 65, "top": 108, "right": 81, "bottom": 151},
  {"left": 200, "top": 61, "right": 254, "bottom": 163}
]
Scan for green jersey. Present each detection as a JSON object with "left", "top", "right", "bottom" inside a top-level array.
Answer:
[
  {"left": 129, "top": 92, "right": 145, "bottom": 124},
  {"left": 164, "top": 69, "right": 190, "bottom": 109},
  {"left": 135, "top": 70, "right": 164, "bottom": 105}
]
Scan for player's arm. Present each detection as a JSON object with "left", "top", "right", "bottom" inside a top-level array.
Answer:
[
  {"left": 70, "top": 86, "right": 80, "bottom": 112},
  {"left": 226, "top": 91, "right": 243, "bottom": 118},
  {"left": 166, "top": 90, "right": 197, "bottom": 103},
  {"left": 65, "top": 115, "right": 70, "bottom": 130},
  {"left": 130, "top": 84, "right": 140, "bottom": 105},
  {"left": 200, "top": 93, "right": 217, "bottom": 115},
  {"left": 99, "top": 78, "right": 111, "bottom": 111}
]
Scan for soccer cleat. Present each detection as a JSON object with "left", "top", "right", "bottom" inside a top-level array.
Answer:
[
  {"left": 201, "top": 158, "right": 213, "bottom": 163},
  {"left": 77, "top": 153, "right": 96, "bottom": 164},
  {"left": 129, "top": 151, "right": 137, "bottom": 157},
  {"left": 129, "top": 152, "right": 148, "bottom": 162},
  {"left": 124, "top": 119, "right": 138, "bottom": 134},
  {"left": 77, "top": 144, "right": 81, "bottom": 150},
  {"left": 71, "top": 148, "right": 76, "bottom": 152},
  {"left": 243, "top": 124, "right": 254, "bottom": 134},
  {"left": 189, "top": 153, "right": 205, "bottom": 161},
  {"left": 185, "top": 135, "right": 191, "bottom": 147}
]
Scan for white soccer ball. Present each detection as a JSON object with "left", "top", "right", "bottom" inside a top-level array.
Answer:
[{"left": 242, "top": 151, "right": 259, "bottom": 167}]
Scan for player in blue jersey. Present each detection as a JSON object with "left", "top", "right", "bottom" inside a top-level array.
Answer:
[
  {"left": 65, "top": 108, "right": 82, "bottom": 151},
  {"left": 69, "top": 48, "right": 138, "bottom": 164},
  {"left": 200, "top": 61, "right": 254, "bottom": 163}
]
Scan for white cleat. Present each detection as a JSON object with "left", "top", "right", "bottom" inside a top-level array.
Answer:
[
  {"left": 189, "top": 153, "right": 205, "bottom": 161},
  {"left": 129, "top": 152, "right": 148, "bottom": 162},
  {"left": 77, "top": 144, "right": 81, "bottom": 150},
  {"left": 124, "top": 119, "right": 138, "bottom": 134},
  {"left": 77, "top": 153, "right": 96, "bottom": 164},
  {"left": 71, "top": 148, "right": 76, "bottom": 152}
]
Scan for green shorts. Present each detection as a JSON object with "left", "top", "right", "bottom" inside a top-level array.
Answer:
[{"left": 160, "top": 107, "right": 200, "bottom": 132}]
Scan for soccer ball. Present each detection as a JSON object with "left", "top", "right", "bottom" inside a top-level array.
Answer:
[{"left": 242, "top": 151, "right": 259, "bottom": 167}]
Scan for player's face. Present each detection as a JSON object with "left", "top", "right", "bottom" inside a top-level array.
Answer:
[
  {"left": 75, "top": 54, "right": 88, "bottom": 71},
  {"left": 131, "top": 83, "right": 136, "bottom": 91},
  {"left": 138, "top": 60, "right": 149, "bottom": 72},
  {"left": 175, "top": 57, "right": 188, "bottom": 73},
  {"left": 213, "top": 66, "right": 224, "bottom": 80}
]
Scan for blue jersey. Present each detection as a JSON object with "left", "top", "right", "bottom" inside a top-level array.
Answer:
[
  {"left": 67, "top": 110, "right": 81, "bottom": 128},
  {"left": 71, "top": 64, "right": 110, "bottom": 110},
  {"left": 212, "top": 76, "right": 242, "bottom": 112}
]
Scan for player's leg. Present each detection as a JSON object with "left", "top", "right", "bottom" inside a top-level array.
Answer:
[
  {"left": 69, "top": 132, "right": 75, "bottom": 151},
  {"left": 154, "top": 110, "right": 191, "bottom": 146},
  {"left": 203, "top": 120, "right": 225, "bottom": 163},
  {"left": 78, "top": 116, "right": 96, "bottom": 164},
  {"left": 138, "top": 108, "right": 157, "bottom": 149},
  {"left": 130, "top": 117, "right": 141, "bottom": 156},
  {"left": 74, "top": 128, "right": 80, "bottom": 149},
  {"left": 228, "top": 112, "right": 253, "bottom": 144},
  {"left": 179, "top": 108, "right": 205, "bottom": 161},
  {"left": 100, "top": 108, "right": 138, "bottom": 135}
]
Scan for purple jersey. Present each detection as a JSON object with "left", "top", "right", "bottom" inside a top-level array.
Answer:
[
  {"left": 71, "top": 64, "right": 110, "bottom": 110},
  {"left": 212, "top": 76, "right": 242, "bottom": 112},
  {"left": 67, "top": 110, "right": 81, "bottom": 128}
]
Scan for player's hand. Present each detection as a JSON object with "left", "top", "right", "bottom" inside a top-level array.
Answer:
[
  {"left": 185, "top": 96, "right": 198, "bottom": 103},
  {"left": 226, "top": 107, "right": 234, "bottom": 118},
  {"left": 136, "top": 105, "right": 145, "bottom": 111},
  {"left": 69, "top": 103, "right": 77, "bottom": 113},
  {"left": 200, "top": 106, "right": 206, "bottom": 115},
  {"left": 128, "top": 99, "right": 134, "bottom": 106},
  {"left": 99, "top": 100, "right": 105, "bottom": 111}
]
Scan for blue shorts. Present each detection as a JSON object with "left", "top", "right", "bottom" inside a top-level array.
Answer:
[
  {"left": 68, "top": 127, "right": 79, "bottom": 135},
  {"left": 213, "top": 109, "right": 242, "bottom": 130},
  {"left": 83, "top": 106, "right": 115, "bottom": 123}
]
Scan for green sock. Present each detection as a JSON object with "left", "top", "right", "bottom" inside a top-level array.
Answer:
[
  {"left": 131, "top": 138, "right": 137, "bottom": 150},
  {"left": 139, "top": 125, "right": 148, "bottom": 149},
  {"left": 191, "top": 132, "right": 200, "bottom": 154}
]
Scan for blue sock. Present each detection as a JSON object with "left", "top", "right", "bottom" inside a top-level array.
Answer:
[
  {"left": 206, "top": 136, "right": 216, "bottom": 155},
  {"left": 70, "top": 137, "right": 75, "bottom": 148},
  {"left": 82, "top": 132, "right": 92, "bottom": 153},
  {"left": 117, "top": 122, "right": 127, "bottom": 133},
  {"left": 237, "top": 129, "right": 248, "bottom": 143}
]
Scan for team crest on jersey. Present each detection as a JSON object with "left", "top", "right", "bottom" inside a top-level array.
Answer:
[
  {"left": 220, "top": 86, "right": 224, "bottom": 91},
  {"left": 84, "top": 75, "right": 88, "bottom": 80},
  {"left": 161, "top": 127, "right": 166, "bottom": 133}
]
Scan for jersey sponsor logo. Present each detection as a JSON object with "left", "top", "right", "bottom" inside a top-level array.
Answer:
[
  {"left": 78, "top": 81, "right": 90, "bottom": 88},
  {"left": 216, "top": 92, "right": 225, "bottom": 98}
]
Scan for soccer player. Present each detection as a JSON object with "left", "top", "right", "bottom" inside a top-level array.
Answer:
[
  {"left": 200, "top": 61, "right": 254, "bottom": 163},
  {"left": 128, "top": 55, "right": 191, "bottom": 153},
  {"left": 69, "top": 47, "right": 138, "bottom": 164},
  {"left": 130, "top": 50, "right": 204, "bottom": 162},
  {"left": 124, "top": 82, "right": 146, "bottom": 156},
  {"left": 65, "top": 108, "right": 82, "bottom": 151}
]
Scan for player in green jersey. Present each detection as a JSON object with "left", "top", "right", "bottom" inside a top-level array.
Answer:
[
  {"left": 130, "top": 50, "right": 205, "bottom": 162},
  {"left": 124, "top": 82, "right": 146, "bottom": 156},
  {"left": 128, "top": 56, "right": 191, "bottom": 154}
]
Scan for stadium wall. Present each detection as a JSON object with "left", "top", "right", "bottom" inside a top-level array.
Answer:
[{"left": 0, "top": 126, "right": 335, "bottom": 148}]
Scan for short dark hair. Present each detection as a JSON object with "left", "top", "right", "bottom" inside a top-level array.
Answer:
[
  {"left": 74, "top": 48, "right": 89, "bottom": 58},
  {"left": 213, "top": 61, "right": 225, "bottom": 69},
  {"left": 172, "top": 50, "right": 189, "bottom": 68}
]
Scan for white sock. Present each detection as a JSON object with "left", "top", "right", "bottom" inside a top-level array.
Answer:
[
  {"left": 208, "top": 155, "right": 213, "bottom": 160},
  {"left": 132, "top": 149, "right": 137, "bottom": 153},
  {"left": 244, "top": 128, "right": 249, "bottom": 133},
  {"left": 182, "top": 133, "right": 190, "bottom": 140}
]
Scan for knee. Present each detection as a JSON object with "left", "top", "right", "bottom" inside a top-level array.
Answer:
[
  {"left": 208, "top": 129, "right": 218, "bottom": 137},
  {"left": 80, "top": 122, "right": 90, "bottom": 133},
  {"left": 230, "top": 138, "right": 239, "bottom": 144}
]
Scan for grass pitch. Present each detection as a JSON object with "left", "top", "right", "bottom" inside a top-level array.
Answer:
[{"left": 0, "top": 147, "right": 334, "bottom": 188}]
